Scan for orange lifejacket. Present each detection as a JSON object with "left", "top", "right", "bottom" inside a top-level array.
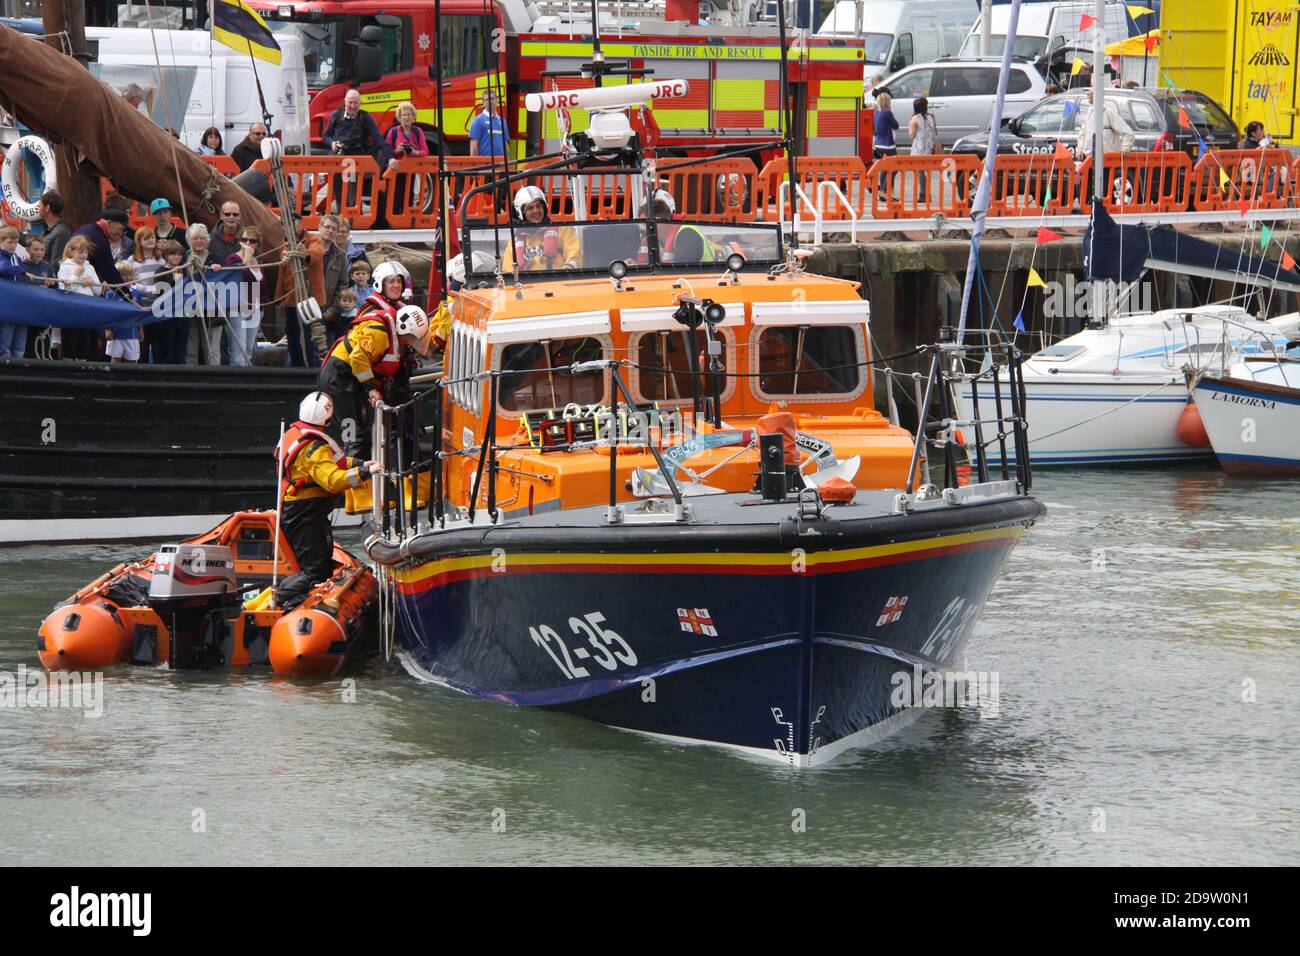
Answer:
[
  {"left": 274, "top": 421, "right": 348, "bottom": 497},
  {"left": 325, "top": 294, "right": 405, "bottom": 381}
]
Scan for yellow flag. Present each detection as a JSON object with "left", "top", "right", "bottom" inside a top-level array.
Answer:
[
  {"left": 1126, "top": 5, "right": 1155, "bottom": 16},
  {"left": 1219, "top": 167, "right": 1229, "bottom": 189},
  {"left": 1027, "top": 267, "right": 1046, "bottom": 288},
  {"left": 1071, "top": 57, "right": 1086, "bottom": 75}
]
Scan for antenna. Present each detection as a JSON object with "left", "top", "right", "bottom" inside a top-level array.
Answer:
[{"left": 775, "top": 0, "right": 797, "bottom": 253}]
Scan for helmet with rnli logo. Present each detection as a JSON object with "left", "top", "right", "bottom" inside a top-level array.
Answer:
[
  {"left": 512, "top": 185, "right": 546, "bottom": 220},
  {"left": 371, "top": 260, "right": 412, "bottom": 301},
  {"left": 298, "top": 391, "right": 334, "bottom": 427},
  {"left": 395, "top": 304, "right": 432, "bottom": 355}
]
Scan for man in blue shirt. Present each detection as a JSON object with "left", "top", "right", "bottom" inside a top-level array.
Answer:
[{"left": 468, "top": 90, "right": 509, "bottom": 157}]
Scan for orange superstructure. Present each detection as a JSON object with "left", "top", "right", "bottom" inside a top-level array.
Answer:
[{"left": 351, "top": 261, "right": 917, "bottom": 518}]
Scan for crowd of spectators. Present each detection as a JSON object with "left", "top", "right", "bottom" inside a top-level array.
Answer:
[{"left": 0, "top": 189, "right": 379, "bottom": 368}]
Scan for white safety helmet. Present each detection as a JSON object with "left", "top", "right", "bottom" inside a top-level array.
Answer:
[
  {"left": 446, "top": 250, "right": 498, "bottom": 286},
  {"left": 395, "top": 304, "right": 433, "bottom": 355},
  {"left": 513, "top": 185, "right": 546, "bottom": 220},
  {"left": 371, "top": 259, "right": 412, "bottom": 300},
  {"left": 652, "top": 189, "right": 676, "bottom": 215},
  {"left": 299, "top": 390, "right": 334, "bottom": 427}
]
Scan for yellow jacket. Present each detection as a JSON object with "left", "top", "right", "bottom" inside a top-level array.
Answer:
[
  {"left": 277, "top": 425, "right": 367, "bottom": 502},
  {"left": 325, "top": 316, "right": 401, "bottom": 388},
  {"left": 502, "top": 223, "right": 581, "bottom": 272}
]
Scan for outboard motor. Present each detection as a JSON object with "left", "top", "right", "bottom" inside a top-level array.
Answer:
[{"left": 148, "top": 544, "right": 237, "bottom": 669}]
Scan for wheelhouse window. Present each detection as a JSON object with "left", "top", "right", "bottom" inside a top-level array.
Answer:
[
  {"left": 635, "top": 331, "right": 733, "bottom": 403},
  {"left": 497, "top": 338, "right": 606, "bottom": 412},
  {"left": 757, "top": 326, "right": 861, "bottom": 396}
]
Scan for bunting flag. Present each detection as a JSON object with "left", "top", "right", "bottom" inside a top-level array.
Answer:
[
  {"left": 1014, "top": 311, "right": 1027, "bottom": 333},
  {"left": 1071, "top": 57, "right": 1087, "bottom": 76},
  {"left": 1240, "top": 198, "right": 1251, "bottom": 217},
  {"left": 1044, "top": 185, "right": 1054, "bottom": 202},
  {"left": 1261, "top": 225, "right": 1273, "bottom": 249},
  {"left": 1127, "top": 4, "right": 1155, "bottom": 16},
  {"left": 1027, "top": 267, "right": 1046, "bottom": 288},
  {"left": 1062, "top": 100, "right": 1081, "bottom": 118},
  {"left": 1177, "top": 107, "right": 1192, "bottom": 128},
  {"left": 1218, "top": 167, "right": 1229, "bottom": 190},
  {"left": 1053, "top": 141, "right": 1072, "bottom": 162},
  {"left": 212, "top": 0, "right": 283, "bottom": 64},
  {"left": 1144, "top": 32, "right": 1160, "bottom": 53},
  {"left": 1080, "top": 13, "right": 1098, "bottom": 30},
  {"left": 1197, "top": 137, "right": 1209, "bottom": 159},
  {"left": 1036, "top": 226, "right": 1064, "bottom": 244},
  {"left": 1283, "top": 250, "right": 1296, "bottom": 272}
]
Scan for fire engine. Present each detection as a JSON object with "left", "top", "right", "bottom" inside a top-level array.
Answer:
[{"left": 247, "top": 0, "right": 870, "bottom": 161}]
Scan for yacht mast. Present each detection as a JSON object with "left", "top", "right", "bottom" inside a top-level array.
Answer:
[
  {"left": 954, "top": 0, "right": 1023, "bottom": 339},
  {"left": 1091, "top": 0, "right": 1106, "bottom": 328}
]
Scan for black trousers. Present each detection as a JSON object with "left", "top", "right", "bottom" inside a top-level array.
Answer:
[
  {"left": 275, "top": 496, "right": 336, "bottom": 611},
  {"left": 318, "top": 356, "right": 370, "bottom": 458}
]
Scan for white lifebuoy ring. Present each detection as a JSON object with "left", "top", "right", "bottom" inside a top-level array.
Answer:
[{"left": 1, "top": 135, "right": 57, "bottom": 221}]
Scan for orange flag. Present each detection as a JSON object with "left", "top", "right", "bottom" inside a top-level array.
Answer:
[
  {"left": 1240, "top": 198, "right": 1251, "bottom": 217},
  {"left": 1036, "top": 226, "right": 1064, "bottom": 244},
  {"left": 1053, "top": 141, "right": 1072, "bottom": 161},
  {"left": 1283, "top": 250, "right": 1297, "bottom": 271},
  {"left": 1178, "top": 107, "right": 1192, "bottom": 128},
  {"left": 1080, "top": 13, "right": 1098, "bottom": 30}
]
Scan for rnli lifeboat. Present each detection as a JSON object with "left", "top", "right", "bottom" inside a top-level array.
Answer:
[{"left": 37, "top": 510, "right": 376, "bottom": 676}]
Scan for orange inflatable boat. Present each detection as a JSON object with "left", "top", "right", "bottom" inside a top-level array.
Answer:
[{"left": 37, "top": 511, "right": 377, "bottom": 676}]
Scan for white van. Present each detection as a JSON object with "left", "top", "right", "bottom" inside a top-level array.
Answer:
[
  {"left": 818, "top": 0, "right": 978, "bottom": 78},
  {"left": 957, "top": 1, "right": 1131, "bottom": 62},
  {"left": 86, "top": 27, "right": 310, "bottom": 155}
]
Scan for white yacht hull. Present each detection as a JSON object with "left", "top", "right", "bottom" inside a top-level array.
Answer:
[
  {"left": 958, "top": 376, "right": 1206, "bottom": 466},
  {"left": 1190, "top": 372, "right": 1300, "bottom": 476}
]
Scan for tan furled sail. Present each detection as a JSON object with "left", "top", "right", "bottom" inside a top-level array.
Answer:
[{"left": 0, "top": 24, "right": 283, "bottom": 253}]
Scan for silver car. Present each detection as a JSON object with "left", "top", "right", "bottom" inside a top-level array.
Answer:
[{"left": 877, "top": 58, "right": 1047, "bottom": 150}]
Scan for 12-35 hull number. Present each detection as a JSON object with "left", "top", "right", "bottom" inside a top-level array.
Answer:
[{"left": 529, "top": 612, "right": 638, "bottom": 680}]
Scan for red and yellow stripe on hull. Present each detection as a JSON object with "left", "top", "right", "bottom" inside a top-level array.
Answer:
[{"left": 394, "top": 526, "right": 1025, "bottom": 595}]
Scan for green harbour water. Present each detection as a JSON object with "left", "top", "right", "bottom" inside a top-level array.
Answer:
[{"left": 1, "top": 468, "right": 1296, "bottom": 865}]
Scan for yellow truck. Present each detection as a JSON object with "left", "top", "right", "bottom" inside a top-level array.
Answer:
[{"left": 1160, "top": 0, "right": 1300, "bottom": 143}]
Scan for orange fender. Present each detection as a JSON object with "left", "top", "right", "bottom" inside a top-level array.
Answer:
[
  {"left": 1177, "top": 401, "right": 1210, "bottom": 448},
  {"left": 38, "top": 601, "right": 132, "bottom": 671},
  {"left": 269, "top": 567, "right": 377, "bottom": 677}
]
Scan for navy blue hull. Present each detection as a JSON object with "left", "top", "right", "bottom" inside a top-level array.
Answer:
[{"left": 388, "top": 495, "right": 1040, "bottom": 766}]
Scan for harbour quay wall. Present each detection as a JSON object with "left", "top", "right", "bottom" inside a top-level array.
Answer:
[{"left": 805, "top": 231, "right": 1300, "bottom": 427}]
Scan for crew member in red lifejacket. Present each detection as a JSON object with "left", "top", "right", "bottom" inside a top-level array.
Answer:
[
  {"left": 274, "top": 391, "right": 380, "bottom": 610},
  {"left": 318, "top": 260, "right": 433, "bottom": 456}
]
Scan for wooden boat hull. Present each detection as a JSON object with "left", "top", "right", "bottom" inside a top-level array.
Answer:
[
  {"left": 0, "top": 359, "right": 316, "bottom": 544},
  {"left": 1191, "top": 374, "right": 1300, "bottom": 476}
]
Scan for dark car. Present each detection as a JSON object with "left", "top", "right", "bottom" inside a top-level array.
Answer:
[{"left": 950, "top": 87, "right": 1239, "bottom": 160}]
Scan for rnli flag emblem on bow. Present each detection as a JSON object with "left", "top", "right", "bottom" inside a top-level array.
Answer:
[
  {"left": 212, "top": 0, "right": 282, "bottom": 64},
  {"left": 678, "top": 608, "right": 717, "bottom": 636},
  {"left": 875, "top": 595, "right": 908, "bottom": 626}
]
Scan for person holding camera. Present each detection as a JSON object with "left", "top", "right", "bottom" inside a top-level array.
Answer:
[
  {"left": 384, "top": 101, "right": 430, "bottom": 216},
  {"left": 324, "top": 89, "right": 388, "bottom": 209}
]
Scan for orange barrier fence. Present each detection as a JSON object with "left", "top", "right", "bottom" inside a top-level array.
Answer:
[
  {"left": 1080, "top": 151, "right": 1193, "bottom": 214},
  {"left": 984, "top": 153, "right": 1079, "bottom": 216},
  {"left": 41, "top": 149, "right": 1300, "bottom": 239},
  {"left": 1191, "top": 148, "right": 1292, "bottom": 211},
  {"left": 659, "top": 158, "right": 759, "bottom": 222},
  {"left": 754, "top": 156, "right": 870, "bottom": 221},
  {"left": 869, "top": 153, "right": 980, "bottom": 219},
  {"left": 250, "top": 155, "right": 383, "bottom": 229}
]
